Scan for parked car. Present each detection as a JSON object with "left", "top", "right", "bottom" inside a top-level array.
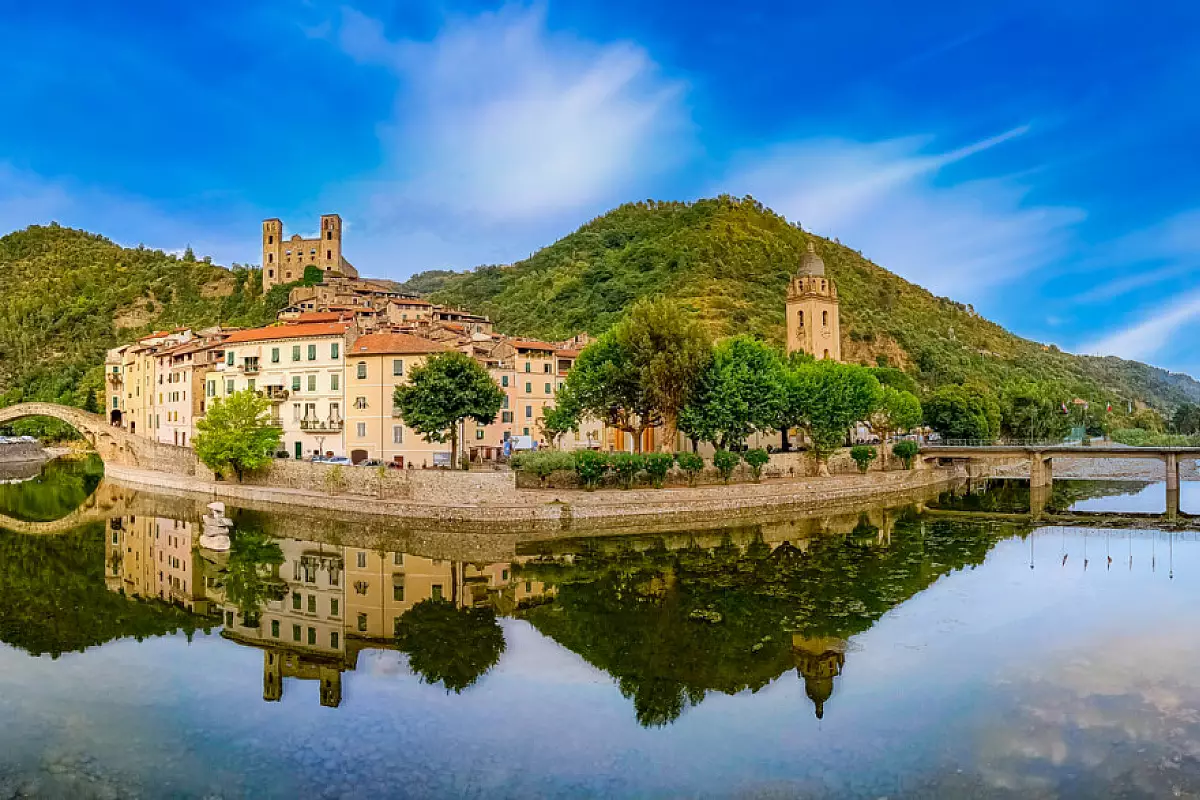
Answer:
[
  {"left": 356, "top": 459, "right": 386, "bottom": 468},
  {"left": 324, "top": 456, "right": 352, "bottom": 466}
]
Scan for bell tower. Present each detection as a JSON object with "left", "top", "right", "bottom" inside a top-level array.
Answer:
[
  {"left": 785, "top": 241, "right": 841, "bottom": 361},
  {"left": 320, "top": 214, "right": 343, "bottom": 275},
  {"left": 262, "top": 218, "right": 283, "bottom": 293}
]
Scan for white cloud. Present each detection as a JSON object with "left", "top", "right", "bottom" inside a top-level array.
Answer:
[
  {"left": 716, "top": 128, "right": 1085, "bottom": 298},
  {"left": 1082, "top": 289, "right": 1200, "bottom": 361},
  {"left": 331, "top": 3, "right": 687, "bottom": 266}
]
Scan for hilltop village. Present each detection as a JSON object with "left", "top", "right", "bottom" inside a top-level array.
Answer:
[{"left": 103, "top": 213, "right": 843, "bottom": 467}]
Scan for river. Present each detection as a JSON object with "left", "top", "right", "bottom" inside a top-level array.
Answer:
[{"left": 1, "top": 458, "right": 1198, "bottom": 798}]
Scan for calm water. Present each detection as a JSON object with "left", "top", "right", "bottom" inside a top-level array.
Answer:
[{"left": 3, "top": 459, "right": 1200, "bottom": 798}]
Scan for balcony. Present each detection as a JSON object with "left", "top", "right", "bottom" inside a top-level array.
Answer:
[
  {"left": 106, "top": 371, "right": 124, "bottom": 386},
  {"left": 242, "top": 360, "right": 260, "bottom": 375},
  {"left": 301, "top": 417, "right": 344, "bottom": 433},
  {"left": 261, "top": 386, "right": 290, "bottom": 403}
]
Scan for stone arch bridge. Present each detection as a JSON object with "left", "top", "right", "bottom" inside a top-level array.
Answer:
[{"left": 0, "top": 402, "right": 198, "bottom": 474}]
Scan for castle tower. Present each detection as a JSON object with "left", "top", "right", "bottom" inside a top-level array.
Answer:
[
  {"left": 262, "top": 218, "right": 283, "bottom": 293},
  {"left": 785, "top": 242, "right": 841, "bottom": 361},
  {"left": 261, "top": 215, "right": 357, "bottom": 294}
]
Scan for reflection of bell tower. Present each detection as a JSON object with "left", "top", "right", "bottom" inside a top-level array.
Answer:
[
  {"left": 792, "top": 634, "right": 847, "bottom": 720},
  {"left": 319, "top": 668, "right": 342, "bottom": 708},
  {"left": 785, "top": 241, "right": 841, "bottom": 361},
  {"left": 264, "top": 650, "right": 283, "bottom": 702}
]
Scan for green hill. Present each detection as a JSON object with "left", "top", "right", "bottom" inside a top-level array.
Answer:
[
  {"left": 414, "top": 196, "right": 1200, "bottom": 410},
  {"left": 0, "top": 224, "right": 286, "bottom": 406}
]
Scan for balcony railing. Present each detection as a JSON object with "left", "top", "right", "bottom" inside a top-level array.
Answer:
[
  {"left": 106, "top": 372, "right": 123, "bottom": 385},
  {"left": 260, "top": 387, "right": 290, "bottom": 402},
  {"left": 301, "top": 418, "right": 344, "bottom": 432},
  {"left": 242, "top": 362, "right": 260, "bottom": 375}
]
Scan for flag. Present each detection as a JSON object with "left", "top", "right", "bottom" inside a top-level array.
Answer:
[
  {"left": 1061, "top": 402, "right": 1068, "bottom": 414},
  {"left": 1106, "top": 403, "right": 1112, "bottom": 413}
]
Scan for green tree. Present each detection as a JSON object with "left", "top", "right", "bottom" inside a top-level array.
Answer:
[
  {"left": 712, "top": 449, "right": 741, "bottom": 483},
  {"left": 222, "top": 526, "right": 287, "bottom": 619},
  {"left": 613, "top": 297, "right": 712, "bottom": 447},
  {"left": 850, "top": 445, "right": 877, "bottom": 473},
  {"left": 81, "top": 387, "right": 100, "bottom": 414},
  {"left": 556, "top": 334, "right": 658, "bottom": 452},
  {"left": 744, "top": 448, "right": 769, "bottom": 482},
  {"left": 393, "top": 352, "right": 504, "bottom": 470},
  {"left": 1174, "top": 403, "right": 1200, "bottom": 435},
  {"left": 538, "top": 395, "right": 580, "bottom": 446},
  {"left": 678, "top": 336, "right": 785, "bottom": 449},
  {"left": 395, "top": 599, "right": 506, "bottom": 693},
  {"left": 644, "top": 452, "right": 675, "bottom": 488},
  {"left": 892, "top": 440, "right": 919, "bottom": 469},
  {"left": 194, "top": 389, "right": 281, "bottom": 481},
  {"left": 870, "top": 386, "right": 922, "bottom": 446},
  {"left": 1130, "top": 407, "right": 1165, "bottom": 433},
  {"left": 999, "top": 381, "right": 1070, "bottom": 443},
  {"left": 675, "top": 451, "right": 704, "bottom": 485},
  {"left": 792, "top": 361, "right": 883, "bottom": 475},
  {"left": 923, "top": 385, "right": 1000, "bottom": 443},
  {"left": 869, "top": 366, "right": 919, "bottom": 395}
]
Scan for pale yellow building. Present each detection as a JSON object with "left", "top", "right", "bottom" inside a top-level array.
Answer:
[
  {"left": 154, "top": 333, "right": 227, "bottom": 448},
  {"left": 210, "top": 322, "right": 352, "bottom": 460},
  {"left": 343, "top": 332, "right": 455, "bottom": 467},
  {"left": 786, "top": 242, "right": 841, "bottom": 361}
]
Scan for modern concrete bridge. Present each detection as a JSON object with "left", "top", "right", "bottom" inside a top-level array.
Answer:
[{"left": 922, "top": 444, "right": 1200, "bottom": 518}]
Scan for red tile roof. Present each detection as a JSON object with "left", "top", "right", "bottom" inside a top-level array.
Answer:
[
  {"left": 288, "top": 311, "right": 353, "bottom": 323},
  {"left": 223, "top": 322, "right": 349, "bottom": 344},
  {"left": 512, "top": 339, "right": 556, "bottom": 351},
  {"left": 555, "top": 349, "right": 581, "bottom": 358},
  {"left": 350, "top": 333, "right": 456, "bottom": 356},
  {"left": 390, "top": 298, "right": 433, "bottom": 307}
]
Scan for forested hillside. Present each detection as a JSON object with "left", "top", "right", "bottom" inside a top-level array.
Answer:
[
  {"left": 417, "top": 196, "right": 1200, "bottom": 410},
  {"left": 0, "top": 224, "right": 287, "bottom": 406}
]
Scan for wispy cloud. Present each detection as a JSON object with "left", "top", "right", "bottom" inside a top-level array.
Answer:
[
  {"left": 324, "top": 3, "right": 688, "bottom": 272},
  {"left": 1082, "top": 289, "right": 1200, "bottom": 361},
  {"left": 716, "top": 128, "right": 1085, "bottom": 298}
]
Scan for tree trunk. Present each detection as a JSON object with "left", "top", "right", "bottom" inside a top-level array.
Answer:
[
  {"left": 631, "top": 425, "right": 644, "bottom": 453},
  {"left": 450, "top": 423, "right": 459, "bottom": 471},
  {"left": 780, "top": 428, "right": 791, "bottom": 452}
]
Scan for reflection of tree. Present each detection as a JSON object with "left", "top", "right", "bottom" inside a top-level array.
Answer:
[
  {"left": 395, "top": 599, "right": 505, "bottom": 693},
  {"left": 0, "top": 455, "right": 104, "bottom": 523},
  {"left": 0, "top": 523, "right": 209, "bottom": 657},
  {"left": 518, "top": 514, "right": 1026, "bottom": 726},
  {"left": 931, "top": 478, "right": 1152, "bottom": 514},
  {"left": 222, "top": 526, "right": 286, "bottom": 620}
]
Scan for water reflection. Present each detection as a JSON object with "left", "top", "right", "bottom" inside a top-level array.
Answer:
[{"left": 0, "top": 454, "right": 103, "bottom": 522}]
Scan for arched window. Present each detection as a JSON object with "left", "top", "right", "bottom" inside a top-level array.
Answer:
[
  {"left": 822, "top": 310, "right": 829, "bottom": 327},
  {"left": 797, "top": 310, "right": 804, "bottom": 327}
]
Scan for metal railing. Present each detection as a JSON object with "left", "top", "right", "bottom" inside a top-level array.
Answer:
[{"left": 301, "top": 418, "right": 344, "bottom": 432}]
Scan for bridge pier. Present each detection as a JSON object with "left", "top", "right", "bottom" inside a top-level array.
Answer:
[
  {"left": 1029, "top": 454, "right": 1053, "bottom": 489},
  {"left": 1029, "top": 483, "right": 1051, "bottom": 518},
  {"left": 1165, "top": 452, "right": 1180, "bottom": 520}
]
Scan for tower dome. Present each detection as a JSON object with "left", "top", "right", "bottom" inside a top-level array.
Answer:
[{"left": 798, "top": 241, "right": 825, "bottom": 277}]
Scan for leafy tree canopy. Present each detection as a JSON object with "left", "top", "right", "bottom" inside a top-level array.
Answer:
[
  {"left": 393, "top": 351, "right": 504, "bottom": 468},
  {"left": 923, "top": 385, "right": 1001, "bottom": 442},
  {"left": 678, "top": 335, "right": 785, "bottom": 449},
  {"left": 395, "top": 599, "right": 506, "bottom": 693},
  {"left": 194, "top": 389, "right": 281, "bottom": 480}
]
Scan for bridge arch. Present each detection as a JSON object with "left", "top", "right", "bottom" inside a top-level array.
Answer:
[{"left": 0, "top": 403, "right": 198, "bottom": 475}]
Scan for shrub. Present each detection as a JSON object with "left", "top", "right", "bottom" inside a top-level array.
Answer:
[
  {"left": 712, "top": 449, "right": 741, "bottom": 483},
  {"left": 850, "top": 445, "right": 878, "bottom": 473},
  {"left": 610, "top": 452, "right": 646, "bottom": 489},
  {"left": 892, "top": 440, "right": 919, "bottom": 470},
  {"left": 323, "top": 465, "right": 346, "bottom": 495},
  {"left": 676, "top": 452, "right": 704, "bottom": 485},
  {"left": 743, "top": 448, "right": 770, "bottom": 482},
  {"left": 644, "top": 452, "right": 675, "bottom": 488},
  {"left": 573, "top": 450, "right": 610, "bottom": 489},
  {"left": 511, "top": 450, "right": 575, "bottom": 483}
]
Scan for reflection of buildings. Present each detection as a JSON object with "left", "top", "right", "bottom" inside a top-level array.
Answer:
[
  {"left": 105, "top": 515, "right": 210, "bottom": 613},
  {"left": 792, "top": 635, "right": 847, "bottom": 720}
]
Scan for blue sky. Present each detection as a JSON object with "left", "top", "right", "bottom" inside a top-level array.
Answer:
[{"left": 4, "top": 2, "right": 1200, "bottom": 374}]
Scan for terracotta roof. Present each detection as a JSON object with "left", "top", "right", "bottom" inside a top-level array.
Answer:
[
  {"left": 555, "top": 349, "right": 581, "bottom": 358},
  {"left": 351, "top": 332, "right": 455, "bottom": 356},
  {"left": 223, "top": 322, "right": 349, "bottom": 344},
  {"left": 390, "top": 298, "right": 433, "bottom": 307},
  {"left": 289, "top": 311, "right": 352, "bottom": 323},
  {"left": 512, "top": 339, "right": 556, "bottom": 351}
]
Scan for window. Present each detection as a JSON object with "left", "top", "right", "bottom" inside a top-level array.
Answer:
[
  {"left": 545, "top": 383, "right": 551, "bottom": 394},
  {"left": 331, "top": 374, "right": 339, "bottom": 391},
  {"left": 544, "top": 363, "right": 552, "bottom": 374},
  {"left": 226, "top": 379, "right": 235, "bottom": 395},
  {"left": 331, "top": 342, "right": 340, "bottom": 359},
  {"left": 292, "top": 376, "right": 301, "bottom": 392},
  {"left": 357, "top": 362, "right": 367, "bottom": 379},
  {"left": 330, "top": 631, "right": 339, "bottom": 649},
  {"left": 357, "top": 613, "right": 368, "bottom": 632},
  {"left": 327, "top": 230, "right": 333, "bottom": 240},
  {"left": 394, "top": 617, "right": 403, "bottom": 637},
  {"left": 526, "top": 405, "right": 533, "bottom": 418},
  {"left": 330, "top": 402, "right": 340, "bottom": 420},
  {"left": 475, "top": 429, "right": 485, "bottom": 440},
  {"left": 822, "top": 310, "right": 829, "bottom": 327},
  {"left": 501, "top": 375, "right": 509, "bottom": 387},
  {"left": 330, "top": 598, "right": 339, "bottom": 617},
  {"left": 293, "top": 593, "right": 302, "bottom": 610},
  {"left": 523, "top": 427, "right": 530, "bottom": 436},
  {"left": 354, "top": 397, "right": 367, "bottom": 410},
  {"left": 271, "top": 347, "right": 280, "bottom": 363},
  {"left": 247, "top": 379, "right": 255, "bottom": 393},
  {"left": 392, "top": 359, "right": 404, "bottom": 376},
  {"left": 502, "top": 396, "right": 509, "bottom": 409},
  {"left": 271, "top": 620, "right": 280, "bottom": 638},
  {"left": 393, "top": 583, "right": 405, "bottom": 601},
  {"left": 357, "top": 552, "right": 367, "bottom": 568},
  {"left": 307, "top": 344, "right": 316, "bottom": 361},
  {"left": 525, "top": 362, "right": 531, "bottom": 373},
  {"left": 292, "top": 345, "right": 301, "bottom": 361},
  {"left": 502, "top": 411, "right": 513, "bottom": 423},
  {"left": 797, "top": 310, "right": 804, "bottom": 327},
  {"left": 525, "top": 382, "right": 531, "bottom": 393},
  {"left": 307, "top": 627, "right": 316, "bottom": 645},
  {"left": 292, "top": 403, "right": 302, "bottom": 420},
  {"left": 356, "top": 422, "right": 366, "bottom": 438},
  {"left": 292, "top": 624, "right": 301, "bottom": 642},
  {"left": 327, "top": 249, "right": 332, "bottom": 260},
  {"left": 307, "top": 375, "right": 316, "bottom": 392},
  {"left": 431, "top": 584, "right": 443, "bottom": 600},
  {"left": 268, "top": 253, "right": 274, "bottom": 263},
  {"left": 268, "top": 234, "right": 274, "bottom": 244},
  {"left": 307, "top": 594, "right": 316, "bottom": 613},
  {"left": 226, "top": 351, "right": 234, "bottom": 367},
  {"left": 393, "top": 426, "right": 403, "bottom": 444}
]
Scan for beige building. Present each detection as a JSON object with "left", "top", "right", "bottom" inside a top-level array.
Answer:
[
  {"left": 262, "top": 214, "right": 358, "bottom": 292},
  {"left": 786, "top": 242, "right": 841, "bottom": 361},
  {"left": 210, "top": 322, "right": 353, "bottom": 460},
  {"left": 343, "top": 332, "right": 455, "bottom": 467},
  {"left": 119, "top": 329, "right": 193, "bottom": 438},
  {"left": 154, "top": 332, "right": 227, "bottom": 448}
]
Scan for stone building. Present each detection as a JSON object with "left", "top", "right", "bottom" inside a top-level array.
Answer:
[
  {"left": 785, "top": 242, "right": 841, "bottom": 361},
  {"left": 262, "top": 214, "right": 358, "bottom": 292}
]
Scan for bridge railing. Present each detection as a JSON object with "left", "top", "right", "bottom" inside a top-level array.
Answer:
[{"left": 926, "top": 439, "right": 1081, "bottom": 448}]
